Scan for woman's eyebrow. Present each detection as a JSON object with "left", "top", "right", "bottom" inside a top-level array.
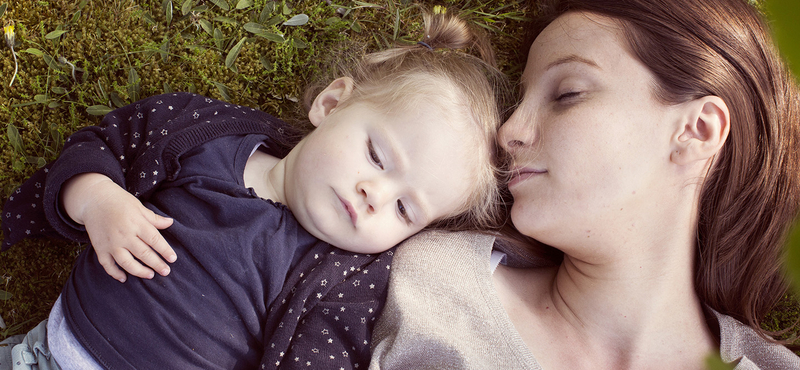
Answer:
[{"left": 546, "top": 54, "right": 599, "bottom": 70}]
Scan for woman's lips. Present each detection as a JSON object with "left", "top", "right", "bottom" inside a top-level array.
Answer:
[
  {"left": 508, "top": 167, "right": 547, "bottom": 188},
  {"left": 338, "top": 195, "right": 358, "bottom": 226}
]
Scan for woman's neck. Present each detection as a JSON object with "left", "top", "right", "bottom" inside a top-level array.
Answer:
[{"left": 495, "top": 211, "right": 717, "bottom": 369}]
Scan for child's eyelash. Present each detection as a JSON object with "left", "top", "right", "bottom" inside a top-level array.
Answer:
[
  {"left": 368, "top": 139, "right": 383, "bottom": 169},
  {"left": 397, "top": 199, "right": 411, "bottom": 224}
]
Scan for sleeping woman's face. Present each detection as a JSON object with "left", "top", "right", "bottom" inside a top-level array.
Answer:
[{"left": 499, "top": 12, "right": 685, "bottom": 249}]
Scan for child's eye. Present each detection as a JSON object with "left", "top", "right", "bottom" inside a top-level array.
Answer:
[
  {"left": 397, "top": 199, "right": 411, "bottom": 224},
  {"left": 368, "top": 139, "right": 383, "bottom": 170}
]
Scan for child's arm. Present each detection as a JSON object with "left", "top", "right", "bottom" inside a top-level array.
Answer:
[{"left": 62, "top": 173, "right": 175, "bottom": 283}]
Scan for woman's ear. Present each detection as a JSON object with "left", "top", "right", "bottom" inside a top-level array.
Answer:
[
  {"left": 308, "top": 77, "right": 355, "bottom": 127},
  {"left": 669, "top": 96, "right": 730, "bottom": 166}
]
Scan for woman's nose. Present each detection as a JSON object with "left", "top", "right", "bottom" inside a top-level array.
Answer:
[
  {"left": 498, "top": 108, "right": 536, "bottom": 154},
  {"left": 357, "top": 180, "right": 389, "bottom": 214}
]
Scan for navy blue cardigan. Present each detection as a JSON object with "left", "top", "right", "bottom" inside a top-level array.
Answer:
[{"left": 2, "top": 93, "right": 392, "bottom": 370}]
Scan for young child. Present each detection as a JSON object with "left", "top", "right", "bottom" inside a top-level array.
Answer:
[{"left": 1, "top": 11, "right": 507, "bottom": 370}]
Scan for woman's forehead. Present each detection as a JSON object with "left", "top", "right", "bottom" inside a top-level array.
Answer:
[{"left": 522, "top": 12, "right": 628, "bottom": 80}]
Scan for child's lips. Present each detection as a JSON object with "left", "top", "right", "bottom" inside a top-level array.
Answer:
[{"left": 338, "top": 195, "right": 358, "bottom": 226}]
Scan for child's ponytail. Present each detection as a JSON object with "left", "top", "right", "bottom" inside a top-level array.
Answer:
[{"left": 418, "top": 11, "right": 496, "bottom": 68}]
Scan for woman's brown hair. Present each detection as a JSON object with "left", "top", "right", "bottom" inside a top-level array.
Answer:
[{"left": 529, "top": 0, "right": 800, "bottom": 341}]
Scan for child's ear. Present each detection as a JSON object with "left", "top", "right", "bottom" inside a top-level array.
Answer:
[
  {"left": 669, "top": 95, "right": 730, "bottom": 166},
  {"left": 308, "top": 77, "right": 355, "bottom": 127}
]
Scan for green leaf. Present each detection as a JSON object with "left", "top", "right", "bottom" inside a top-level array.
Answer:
[
  {"left": 393, "top": 8, "right": 399, "bottom": 40},
  {"left": 6, "top": 125, "right": 23, "bottom": 153},
  {"left": 259, "top": 2, "right": 274, "bottom": 23},
  {"left": 225, "top": 37, "right": 247, "bottom": 71},
  {"left": 213, "top": 28, "right": 225, "bottom": 50},
  {"left": 349, "top": 20, "right": 362, "bottom": 33},
  {"left": 208, "top": 0, "right": 229, "bottom": 11},
  {"left": 213, "top": 81, "right": 232, "bottom": 101},
  {"left": 255, "top": 32, "right": 284, "bottom": 43},
  {"left": 0, "top": 290, "right": 12, "bottom": 301},
  {"left": 352, "top": 1, "right": 381, "bottom": 8},
  {"left": 290, "top": 37, "right": 307, "bottom": 49},
  {"left": 0, "top": 3, "right": 6, "bottom": 18},
  {"left": 160, "top": 39, "right": 170, "bottom": 63},
  {"left": 243, "top": 22, "right": 267, "bottom": 34},
  {"left": 163, "top": 81, "right": 173, "bottom": 94},
  {"left": 259, "top": 55, "right": 274, "bottom": 72},
  {"left": 45, "top": 30, "right": 68, "bottom": 40},
  {"left": 325, "top": 17, "right": 340, "bottom": 26},
  {"left": 78, "top": 0, "right": 88, "bottom": 10},
  {"left": 235, "top": 0, "right": 253, "bottom": 10},
  {"left": 142, "top": 12, "right": 157, "bottom": 26},
  {"left": 109, "top": 91, "right": 126, "bottom": 108},
  {"left": 182, "top": 0, "right": 193, "bottom": 16},
  {"left": 23, "top": 48, "right": 44, "bottom": 56},
  {"left": 34, "top": 94, "right": 49, "bottom": 104},
  {"left": 282, "top": 14, "right": 308, "bottom": 26},
  {"left": 199, "top": 19, "right": 213, "bottom": 35},
  {"left": 213, "top": 16, "right": 238, "bottom": 25},
  {"left": 86, "top": 105, "right": 113, "bottom": 116},
  {"left": 163, "top": 0, "right": 173, "bottom": 25},
  {"left": 128, "top": 67, "right": 140, "bottom": 102},
  {"left": 265, "top": 14, "right": 283, "bottom": 27},
  {"left": 70, "top": 10, "right": 82, "bottom": 24},
  {"left": 282, "top": 3, "right": 291, "bottom": 15},
  {"left": 51, "top": 86, "right": 67, "bottom": 94}
]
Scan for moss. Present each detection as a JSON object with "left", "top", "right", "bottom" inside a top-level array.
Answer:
[{"left": 0, "top": 0, "right": 533, "bottom": 338}]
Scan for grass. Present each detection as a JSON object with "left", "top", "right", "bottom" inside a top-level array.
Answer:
[
  {"left": 0, "top": 0, "right": 529, "bottom": 338},
  {"left": 1, "top": 0, "right": 799, "bottom": 359}
]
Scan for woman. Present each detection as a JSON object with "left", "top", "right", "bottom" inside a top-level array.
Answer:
[{"left": 370, "top": 0, "right": 800, "bottom": 368}]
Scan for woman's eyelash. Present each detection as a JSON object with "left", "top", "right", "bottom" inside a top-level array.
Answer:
[
  {"left": 397, "top": 199, "right": 411, "bottom": 224},
  {"left": 556, "top": 91, "right": 581, "bottom": 101},
  {"left": 368, "top": 139, "right": 383, "bottom": 169}
]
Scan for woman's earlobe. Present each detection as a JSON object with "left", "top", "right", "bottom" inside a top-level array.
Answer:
[
  {"left": 670, "top": 96, "right": 730, "bottom": 165},
  {"left": 308, "top": 77, "right": 355, "bottom": 127}
]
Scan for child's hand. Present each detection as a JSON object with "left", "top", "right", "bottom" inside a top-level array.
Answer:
[{"left": 62, "top": 173, "right": 176, "bottom": 283}]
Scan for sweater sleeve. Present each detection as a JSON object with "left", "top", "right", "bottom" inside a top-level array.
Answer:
[{"left": 1, "top": 92, "right": 215, "bottom": 248}]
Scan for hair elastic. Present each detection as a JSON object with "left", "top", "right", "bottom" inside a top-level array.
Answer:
[{"left": 417, "top": 41, "right": 434, "bottom": 51}]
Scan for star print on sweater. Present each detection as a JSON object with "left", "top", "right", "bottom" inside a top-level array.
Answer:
[
  {"left": 262, "top": 244, "right": 395, "bottom": 369},
  {"left": 2, "top": 92, "right": 303, "bottom": 250}
]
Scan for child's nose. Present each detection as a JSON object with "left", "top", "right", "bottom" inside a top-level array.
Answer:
[{"left": 357, "top": 180, "right": 390, "bottom": 214}]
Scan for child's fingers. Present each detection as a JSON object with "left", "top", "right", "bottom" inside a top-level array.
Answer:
[
  {"left": 112, "top": 247, "right": 156, "bottom": 280},
  {"left": 140, "top": 208, "right": 177, "bottom": 263},
  {"left": 130, "top": 236, "right": 172, "bottom": 277},
  {"left": 146, "top": 209, "right": 174, "bottom": 230},
  {"left": 97, "top": 252, "right": 129, "bottom": 283}
]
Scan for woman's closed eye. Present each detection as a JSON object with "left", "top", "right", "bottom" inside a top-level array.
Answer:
[
  {"left": 397, "top": 199, "right": 412, "bottom": 224},
  {"left": 368, "top": 139, "right": 383, "bottom": 170},
  {"left": 555, "top": 90, "right": 582, "bottom": 102}
]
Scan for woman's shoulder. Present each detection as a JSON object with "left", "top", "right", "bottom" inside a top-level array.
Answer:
[{"left": 712, "top": 309, "right": 800, "bottom": 369}]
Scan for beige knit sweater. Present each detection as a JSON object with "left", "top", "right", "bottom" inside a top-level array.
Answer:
[{"left": 369, "top": 230, "right": 800, "bottom": 369}]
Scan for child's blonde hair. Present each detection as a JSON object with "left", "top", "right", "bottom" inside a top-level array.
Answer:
[{"left": 308, "top": 10, "right": 509, "bottom": 232}]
